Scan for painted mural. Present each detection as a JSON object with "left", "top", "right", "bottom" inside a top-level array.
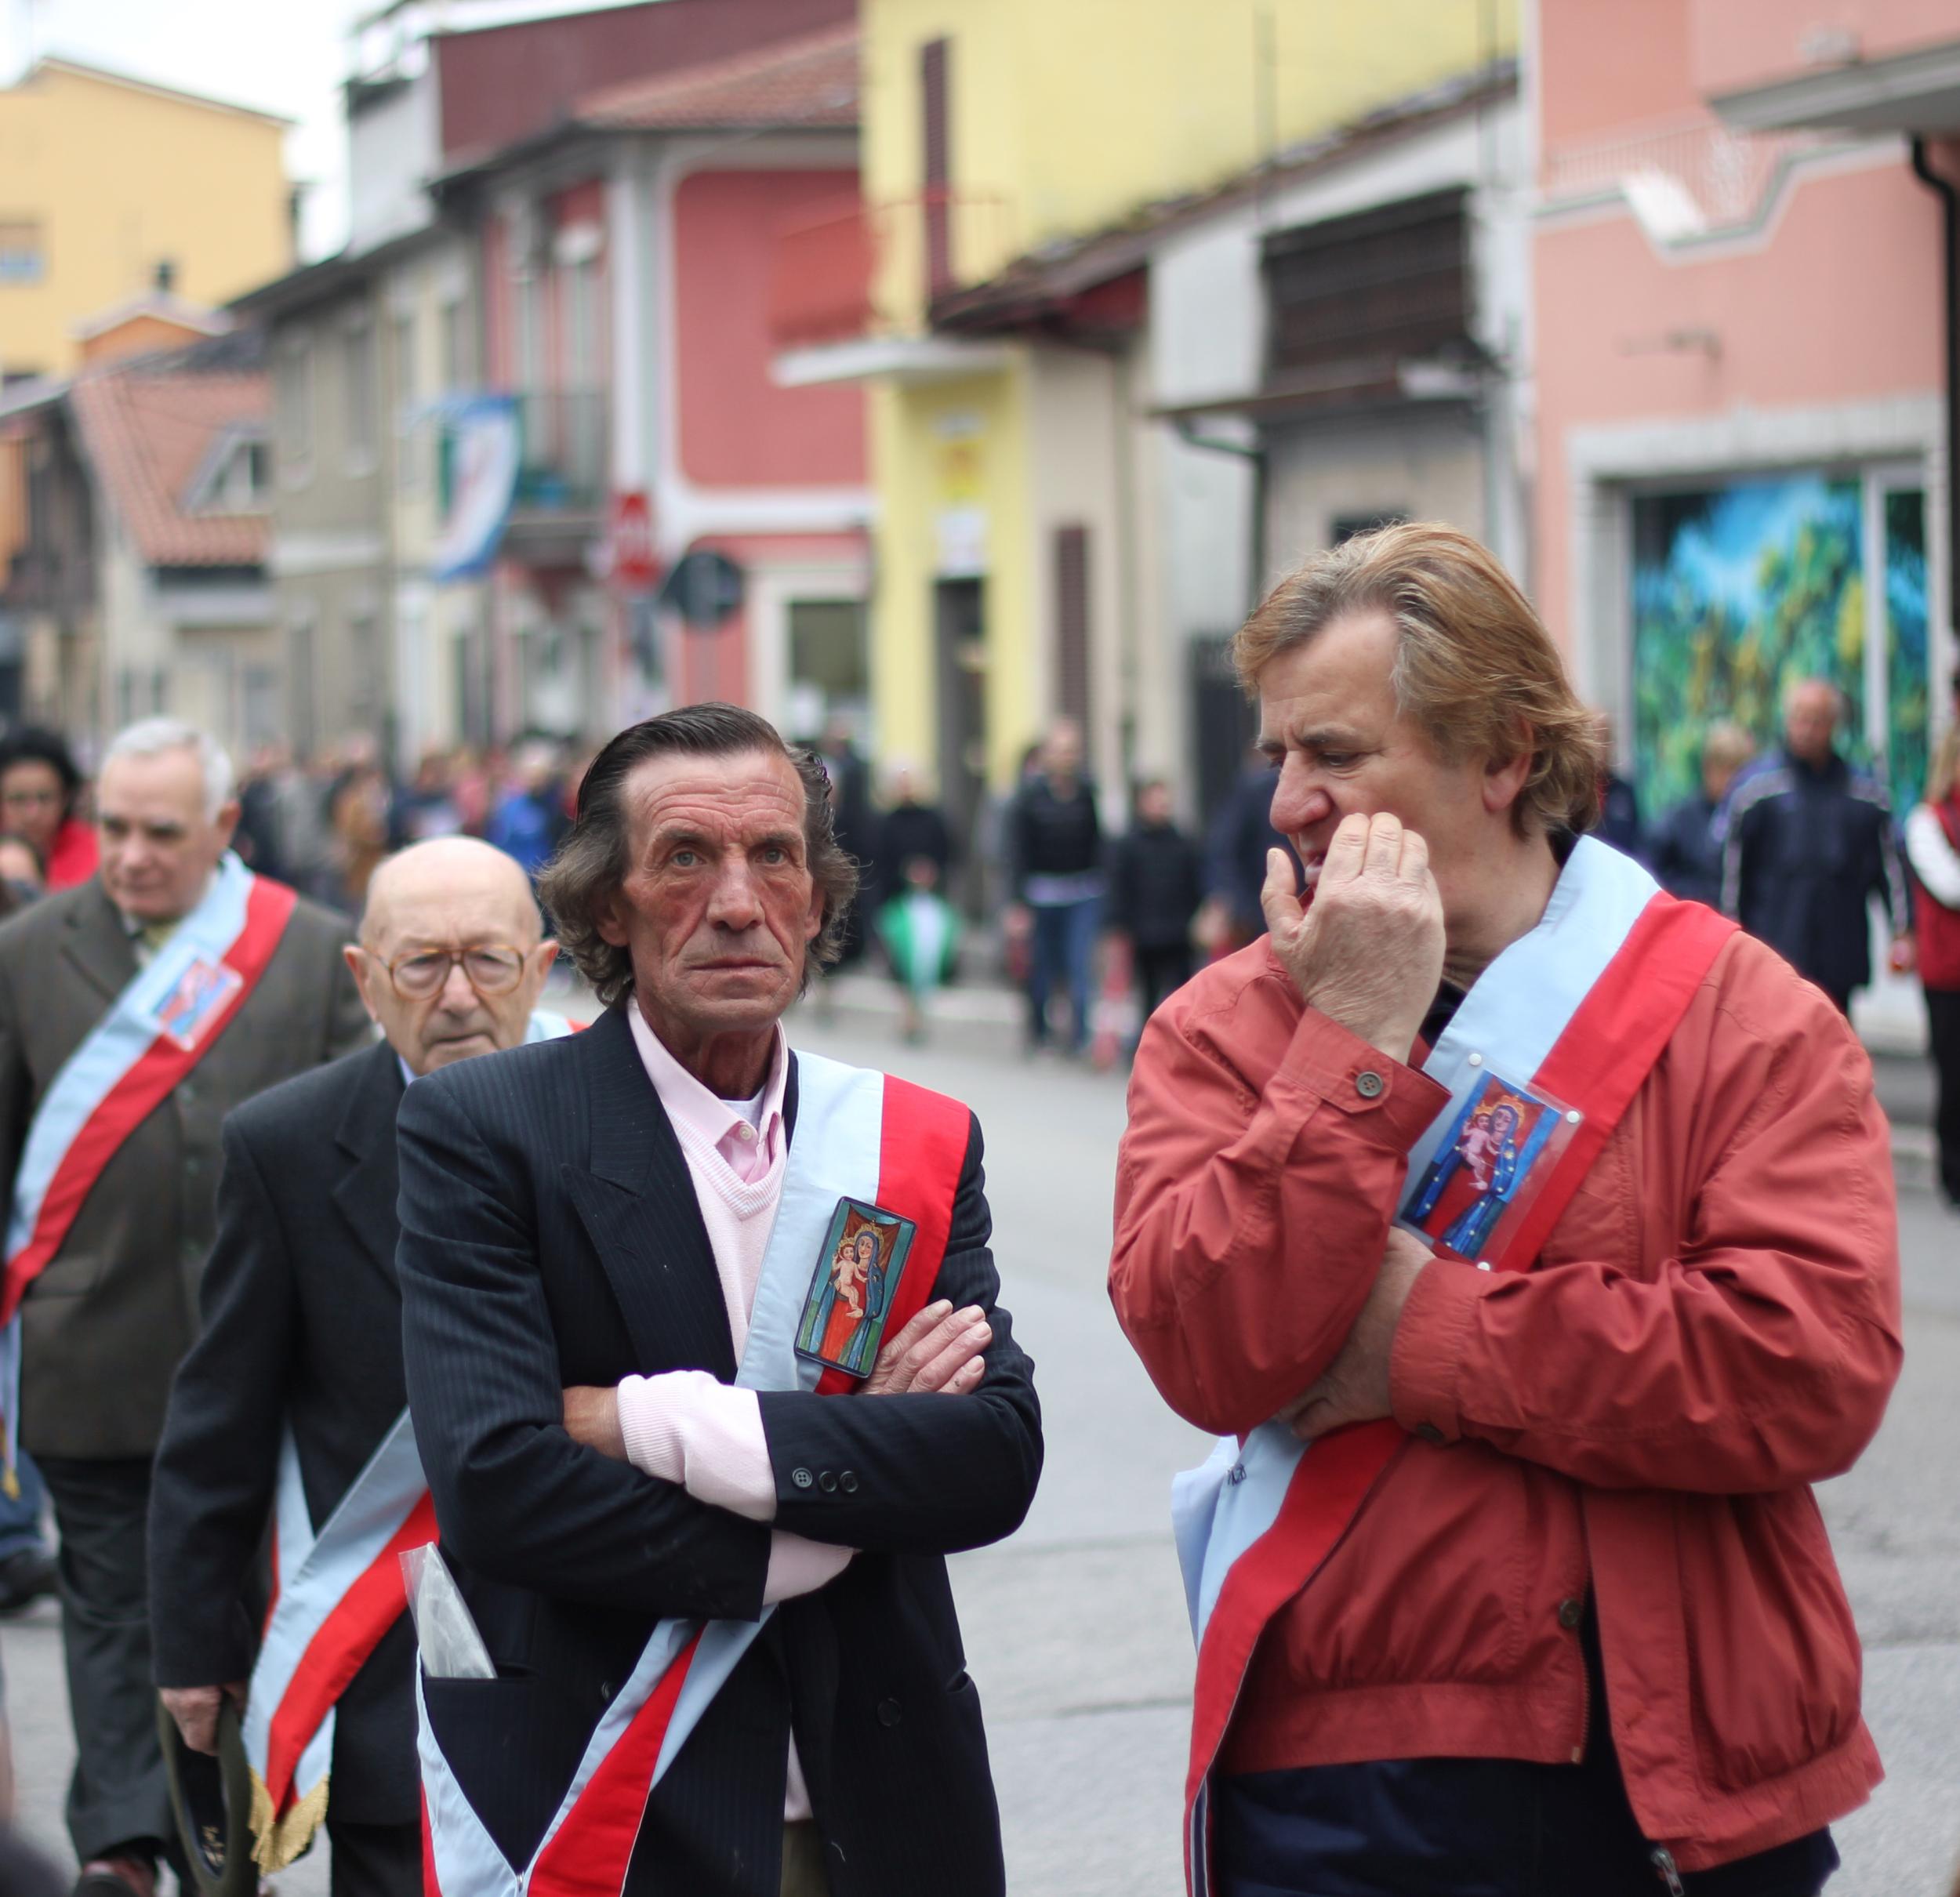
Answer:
[{"left": 1630, "top": 475, "right": 1929, "bottom": 824}]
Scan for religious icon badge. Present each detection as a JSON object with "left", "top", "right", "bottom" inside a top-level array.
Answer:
[
  {"left": 1399, "top": 1070, "right": 1581, "bottom": 1267},
  {"left": 795, "top": 1197, "right": 918, "bottom": 1379}
]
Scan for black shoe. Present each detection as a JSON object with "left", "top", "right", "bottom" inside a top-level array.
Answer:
[{"left": 0, "top": 1543, "right": 56, "bottom": 1615}]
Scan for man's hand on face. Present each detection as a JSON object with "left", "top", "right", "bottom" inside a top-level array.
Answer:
[
  {"left": 1283, "top": 1226, "right": 1432, "bottom": 1441},
  {"left": 162, "top": 1682, "right": 246, "bottom": 1757},
  {"left": 1262, "top": 811, "right": 1446, "bottom": 1064},
  {"left": 558, "top": 1302, "right": 993, "bottom": 1463}
]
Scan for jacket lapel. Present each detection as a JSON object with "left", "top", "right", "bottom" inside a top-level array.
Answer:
[
  {"left": 561, "top": 1006, "right": 738, "bottom": 1384},
  {"left": 330, "top": 1039, "right": 407, "bottom": 1293},
  {"left": 60, "top": 880, "right": 140, "bottom": 1004}
]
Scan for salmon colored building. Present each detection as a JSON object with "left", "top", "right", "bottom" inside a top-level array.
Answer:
[{"left": 1531, "top": 0, "right": 1958, "bottom": 836}]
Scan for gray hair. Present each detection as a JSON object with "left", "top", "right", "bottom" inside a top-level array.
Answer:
[{"left": 102, "top": 718, "right": 235, "bottom": 823}]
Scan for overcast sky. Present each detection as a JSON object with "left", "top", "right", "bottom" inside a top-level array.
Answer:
[{"left": 1, "top": 0, "right": 652, "bottom": 262}]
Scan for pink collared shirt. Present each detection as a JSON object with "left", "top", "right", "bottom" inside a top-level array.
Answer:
[{"left": 613, "top": 1006, "right": 852, "bottom": 1822}]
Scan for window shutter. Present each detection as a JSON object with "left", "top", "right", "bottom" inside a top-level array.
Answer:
[
  {"left": 1054, "top": 524, "right": 1091, "bottom": 728},
  {"left": 920, "top": 38, "right": 952, "bottom": 294}
]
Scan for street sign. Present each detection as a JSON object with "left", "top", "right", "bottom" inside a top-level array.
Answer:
[
  {"left": 658, "top": 547, "right": 745, "bottom": 628},
  {"left": 608, "top": 490, "right": 659, "bottom": 592}
]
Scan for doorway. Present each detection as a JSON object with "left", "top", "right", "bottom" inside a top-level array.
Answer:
[{"left": 933, "top": 577, "right": 987, "bottom": 915}]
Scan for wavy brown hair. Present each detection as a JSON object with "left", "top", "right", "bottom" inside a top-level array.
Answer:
[
  {"left": 1232, "top": 521, "right": 1604, "bottom": 838},
  {"left": 537, "top": 704, "right": 858, "bottom": 1009}
]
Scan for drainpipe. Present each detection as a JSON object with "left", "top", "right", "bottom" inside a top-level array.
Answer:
[
  {"left": 1173, "top": 417, "right": 1269, "bottom": 615},
  {"left": 1911, "top": 138, "right": 1959, "bottom": 651}
]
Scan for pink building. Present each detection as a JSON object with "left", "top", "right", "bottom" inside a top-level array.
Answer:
[
  {"left": 434, "top": 4, "right": 870, "bottom": 742},
  {"left": 1532, "top": 0, "right": 1958, "bottom": 843}
]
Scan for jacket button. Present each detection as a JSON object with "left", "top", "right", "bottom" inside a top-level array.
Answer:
[
  {"left": 839, "top": 1470, "right": 859, "bottom": 1493},
  {"left": 818, "top": 1471, "right": 838, "bottom": 1493},
  {"left": 791, "top": 1467, "right": 814, "bottom": 1489},
  {"left": 1557, "top": 1597, "right": 1584, "bottom": 1630},
  {"left": 1414, "top": 1423, "right": 1445, "bottom": 1445},
  {"left": 1355, "top": 1070, "right": 1385, "bottom": 1099},
  {"left": 877, "top": 1698, "right": 902, "bottom": 1728}
]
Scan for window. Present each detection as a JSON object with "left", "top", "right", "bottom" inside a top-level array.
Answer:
[
  {"left": 920, "top": 39, "right": 952, "bottom": 293},
  {"left": 788, "top": 599, "right": 870, "bottom": 733},
  {"left": 0, "top": 221, "right": 43, "bottom": 284},
  {"left": 1262, "top": 189, "right": 1469, "bottom": 383},
  {"left": 441, "top": 296, "right": 470, "bottom": 390},
  {"left": 344, "top": 318, "right": 377, "bottom": 470},
  {"left": 275, "top": 336, "right": 314, "bottom": 478},
  {"left": 1052, "top": 524, "right": 1091, "bottom": 727}
]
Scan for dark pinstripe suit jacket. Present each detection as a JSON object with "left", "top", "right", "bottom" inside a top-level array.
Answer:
[{"left": 396, "top": 1004, "right": 1042, "bottom": 1897}]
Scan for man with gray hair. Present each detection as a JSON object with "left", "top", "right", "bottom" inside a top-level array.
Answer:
[
  {"left": 0, "top": 717, "right": 367, "bottom": 1897},
  {"left": 1722, "top": 677, "right": 1913, "bottom": 1014}
]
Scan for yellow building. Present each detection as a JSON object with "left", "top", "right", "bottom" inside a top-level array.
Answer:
[
  {"left": 0, "top": 57, "right": 291, "bottom": 380},
  {"left": 779, "top": 0, "right": 1519, "bottom": 855}
]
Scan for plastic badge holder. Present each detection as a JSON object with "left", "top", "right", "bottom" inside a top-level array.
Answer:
[{"left": 400, "top": 1543, "right": 496, "bottom": 1680}]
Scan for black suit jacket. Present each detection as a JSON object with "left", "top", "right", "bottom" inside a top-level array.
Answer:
[
  {"left": 396, "top": 1006, "right": 1042, "bottom": 1897},
  {"left": 148, "top": 1039, "right": 419, "bottom": 1826}
]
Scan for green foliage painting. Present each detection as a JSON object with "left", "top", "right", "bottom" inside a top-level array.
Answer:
[{"left": 1631, "top": 477, "right": 1929, "bottom": 824}]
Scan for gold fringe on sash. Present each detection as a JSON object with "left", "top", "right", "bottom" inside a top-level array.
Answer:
[{"left": 249, "top": 1766, "right": 331, "bottom": 1873}]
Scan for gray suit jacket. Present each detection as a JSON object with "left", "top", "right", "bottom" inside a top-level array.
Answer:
[{"left": 0, "top": 873, "right": 371, "bottom": 1459}]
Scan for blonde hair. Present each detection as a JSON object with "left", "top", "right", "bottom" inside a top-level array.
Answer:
[
  {"left": 1701, "top": 720, "right": 1755, "bottom": 777},
  {"left": 1927, "top": 727, "right": 1960, "bottom": 807},
  {"left": 1232, "top": 521, "right": 1603, "bottom": 837}
]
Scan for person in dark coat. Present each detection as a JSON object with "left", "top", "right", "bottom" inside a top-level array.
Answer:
[
  {"left": 1199, "top": 749, "right": 1299, "bottom": 954},
  {"left": 1651, "top": 721, "right": 1754, "bottom": 908},
  {"left": 0, "top": 718, "right": 368, "bottom": 1897},
  {"left": 398, "top": 707, "right": 1040, "bottom": 1897},
  {"left": 816, "top": 717, "right": 877, "bottom": 970},
  {"left": 1005, "top": 720, "right": 1103, "bottom": 1054},
  {"left": 874, "top": 763, "right": 953, "bottom": 905},
  {"left": 1107, "top": 778, "right": 1202, "bottom": 1028},
  {"left": 148, "top": 839, "right": 562, "bottom": 1897},
  {"left": 1722, "top": 677, "right": 1913, "bottom": 1013}
]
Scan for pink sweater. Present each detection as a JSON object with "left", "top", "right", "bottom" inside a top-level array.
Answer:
[{"left": 612, "top": 1008, "right": 851, "bottom": 1819}]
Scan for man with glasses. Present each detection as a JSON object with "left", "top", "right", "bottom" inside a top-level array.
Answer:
[
  {"left": 147, "top": 836, "right": 562, "bottom": 1897},
  {"left": 0, "top": 717, "right": 366, "bottom": 1897}
]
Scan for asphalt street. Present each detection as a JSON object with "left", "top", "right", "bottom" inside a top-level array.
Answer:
[{"left": 3, "top": 992, "right": 1956, "bottom": 1895}]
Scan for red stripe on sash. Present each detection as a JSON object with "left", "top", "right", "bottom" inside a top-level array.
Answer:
[
  {"left": 1181, "top": 893, "right": 1734, "bottom": 1889},
  {"left": 260, "top": 1492, "right": 439, "bottom": 1820},
  {"left": 815, "top": 1075, "right": 970, "bottom": 1396},
  {"left": 527, "top": 1631, "right": 703, "bottom": 1897},
  {"left": 420, "top": 1790, "right": 441, "bottom": 1897},
  {"left": 1, "top": 875, "right": 299, "bottom": 1326}
]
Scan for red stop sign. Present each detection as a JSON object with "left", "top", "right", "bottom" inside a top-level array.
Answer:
[{"left": 609, "top": 491, "right": 659, "bottom": 591}]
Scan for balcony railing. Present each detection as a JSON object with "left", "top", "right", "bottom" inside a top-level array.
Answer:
[
  {"left": 510, "top": 389, "right": 608, "bottom": 514},
  {"left": 1541, "top": 115, "right": 1838, "bottom": 238},
  {"left": 768, "top": 190, "right": 1016, "bottom": 352}
]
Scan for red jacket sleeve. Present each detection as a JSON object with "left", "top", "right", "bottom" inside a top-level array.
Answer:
[
  {"left": 1109, "top": 957, "right": 1450, "bottom": 1435},
  {"left": 1389, "top": 955, "right": 1904, "bottom": 1493}
]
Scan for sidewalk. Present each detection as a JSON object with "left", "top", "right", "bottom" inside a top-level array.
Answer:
[{"left": 813, "top": 969, "right": 1945, "bottom": 1188}]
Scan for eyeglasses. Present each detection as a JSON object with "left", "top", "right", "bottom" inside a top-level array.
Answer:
[{"left": 377, "top": 944, "right": 529, "bottom": 1000}]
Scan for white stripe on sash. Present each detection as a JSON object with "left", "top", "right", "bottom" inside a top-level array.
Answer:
[
  {"left": 1174, "top": 838, "right": 1660, "bottom": 1646},
  {"left": 244, "top": 1413, "right": 427, "bottom": 1863},
  {"left": 419, "top": 1049, "right": 886, "bottom": 1897},
  {"left": 5, "top": 851, "right": 255, "bottom": 1261}
]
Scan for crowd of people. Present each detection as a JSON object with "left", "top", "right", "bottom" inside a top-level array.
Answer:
[{"left": 0, "top": 521, "right": 1948, "bottom": 1897}]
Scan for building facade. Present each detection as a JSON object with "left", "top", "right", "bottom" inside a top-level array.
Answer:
[{"left": 1530, "top": 0, "right": 1959, "bottom": 1040}]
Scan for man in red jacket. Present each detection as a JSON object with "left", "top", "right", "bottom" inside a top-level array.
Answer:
[{"left": 1111, "top": 522, "right": 1900, "bottom": 1897}]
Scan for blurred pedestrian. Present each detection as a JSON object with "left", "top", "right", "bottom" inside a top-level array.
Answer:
[
  {"left": 1106, "top": 778, "right": 1201, "bottom": 1029},
  {"left": 1906, "top": 725, "right": 1960, "bottom": 1208},
  {"left": 329, "top": 757, "right": 394, "bottom": 912},
  {"left": 398, "top": 749, "right": 464, "bottom": 841},
  {"left": 1722, "top": 677, "right": 1913, "bottom": 1013},
  {"left": 1113, "top": 522, "right": 1891, "bottom": 1896},
  {"left": 0, "top": 717, "right": 368, "bottom": 1897},
  {"left": 485, "top": 739, "right": 571, "bottom": 880},
  {"left": 0, "top": 727, "right": 96, "bottom": 890},
  {"left": 0, "top": 838, "right": 42, "bottom": 912},
  {"left": 149, "top": 839, "right": 563, "bottom": 1897},
  {"left": 1591, "top": 713, "right": 1646, "bottom": 861},
  {"left": 1651, "top": 721, "right": 1754, "bottom": 906},
  {"left": 1196, "top": 746, "right": 1298, "bottom": 956},
  {"left": 1006, "top": 719, "right": 1103, "bottom": 1054},
  {"left": 815, "top": 715, "right": 876, "bottom": 969},
  {"left": 875, "top": 760, "right": 953, "bottom": 901}
]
